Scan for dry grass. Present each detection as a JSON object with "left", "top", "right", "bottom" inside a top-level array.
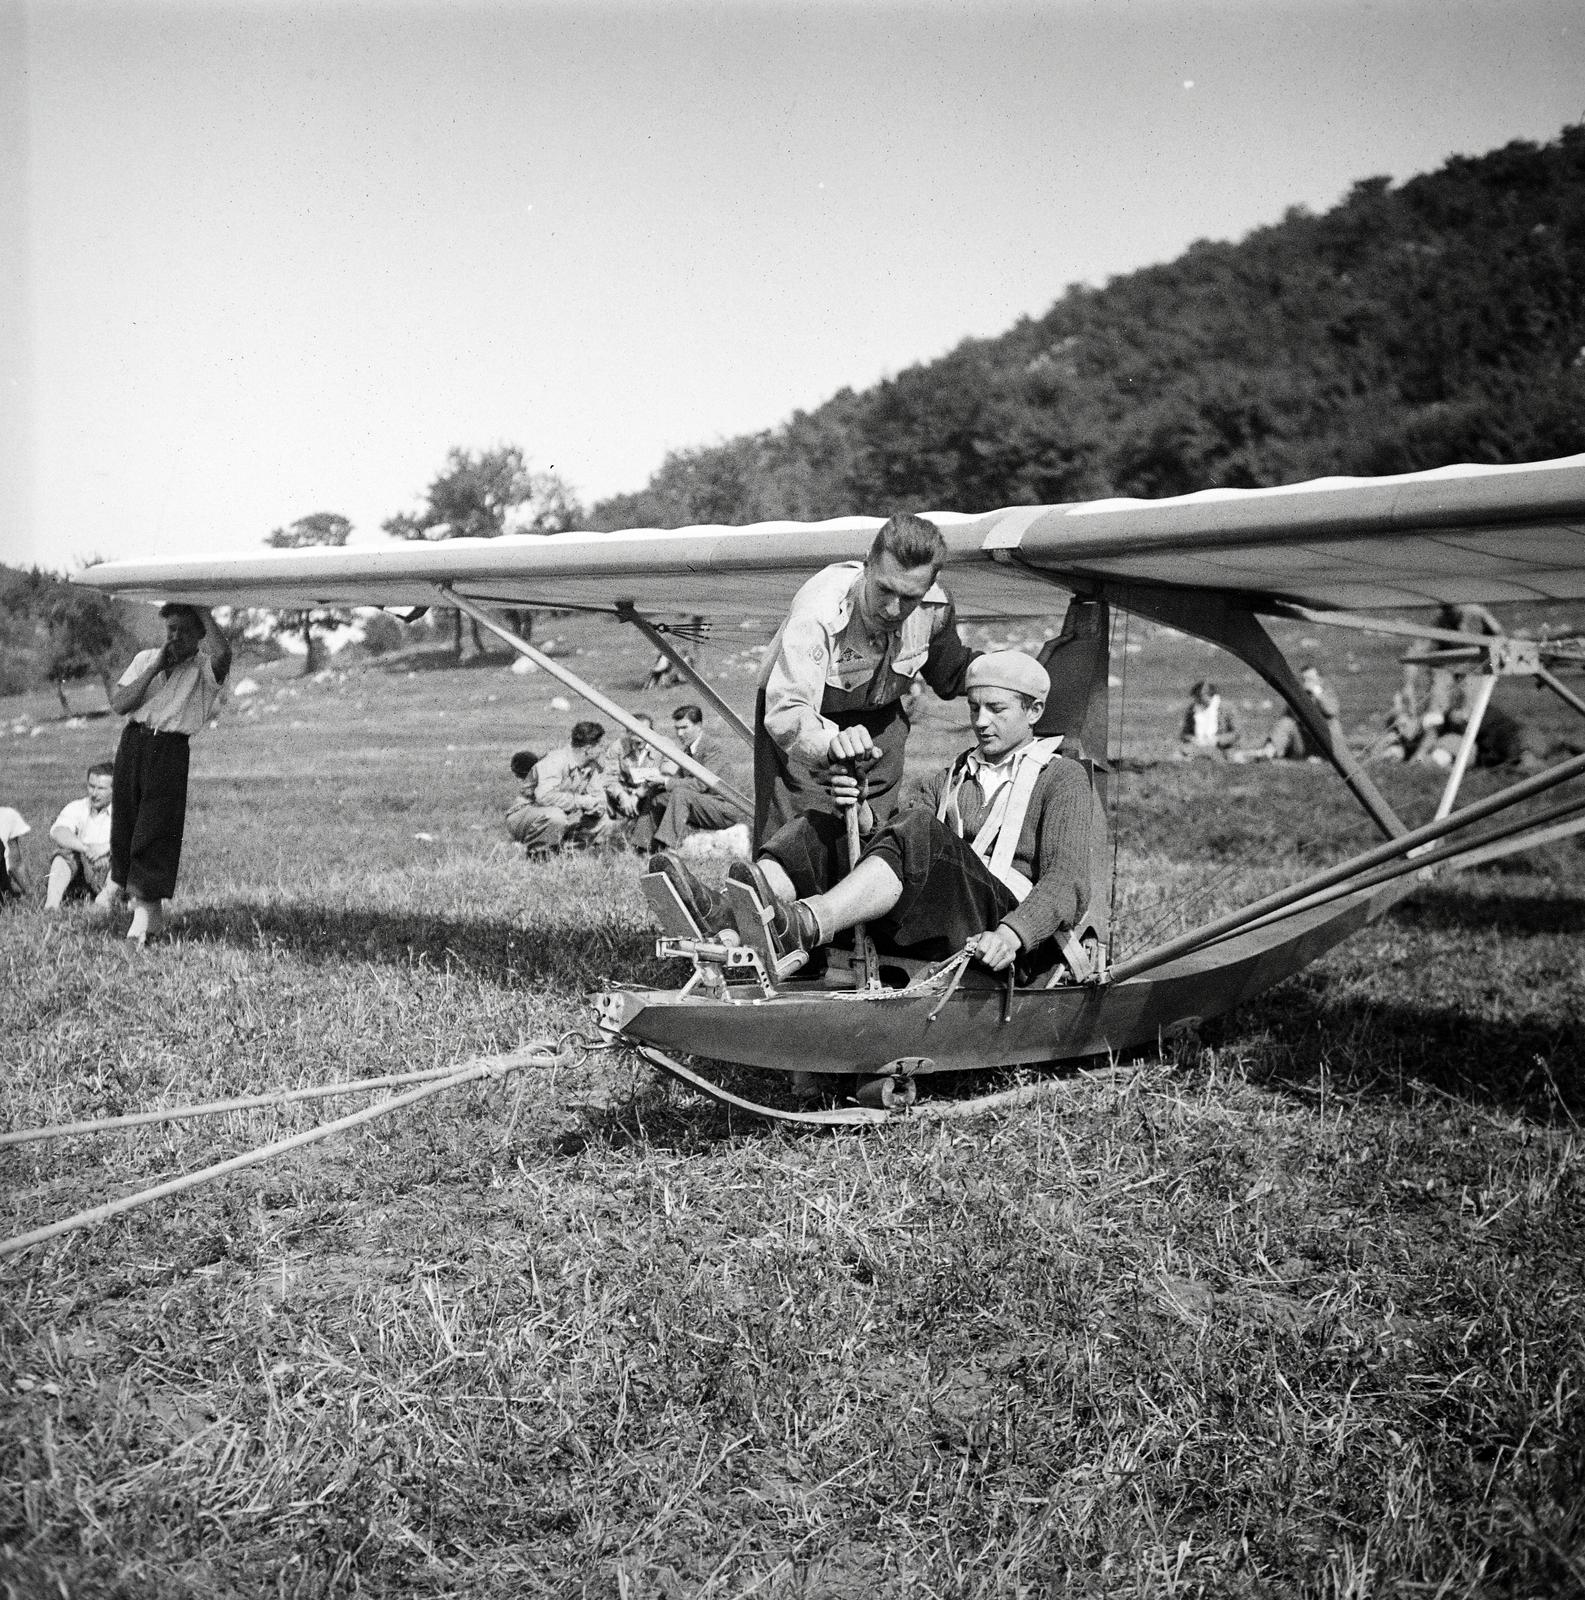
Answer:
[{"left": 3, "top": 616, "right": 1584, "bottom": 1596}]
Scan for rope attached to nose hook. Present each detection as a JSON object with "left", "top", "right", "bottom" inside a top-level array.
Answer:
[{"left": 0, "top": 1039, "right": 580, "bottom": 1262}]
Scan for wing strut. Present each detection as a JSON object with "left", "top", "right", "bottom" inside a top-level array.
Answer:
[
  {"left": 1105, "top": 582, "right": 1409, "bottom": 840},
  {"left": 614, "top": 602, "right": 755, "bottom": 750},
  {"left": 441, "top": 587, "right": 752, "bottom": 813},
  {"left": 1110, "top": 747, "right": 1585, "bottom": 984},
  {"left": 1431, "top": 672, "right": 1497, "bottom": 823}
]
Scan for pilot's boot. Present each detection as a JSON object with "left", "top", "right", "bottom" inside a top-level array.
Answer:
[
  {"left": 726, "top": 862, "right": 819, "bottom": 961},
  {"left": 650, "top": 853, "right": 729, "bottom": 936}
]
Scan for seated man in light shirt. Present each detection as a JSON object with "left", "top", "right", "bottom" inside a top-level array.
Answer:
[
  {"left": 109, "top": 603, "right": 232, "bottom": 945},
  {"left": 45, "top": 760, "right": 117, "bottom": 910}
]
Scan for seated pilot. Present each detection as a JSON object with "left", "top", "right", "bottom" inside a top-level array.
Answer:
[{"left": 654, "top": 651, "right": 1096, "bottom": 978}]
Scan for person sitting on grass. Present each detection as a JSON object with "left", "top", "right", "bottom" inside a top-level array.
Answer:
[
  {"left": 44, "top": 761, "right": 118, "bottom": 910},
  {"left": 1363, "top": 664, "right": 1429, "bottom": 763},
  {"left": 1250, "top": 664, "right": 1341, "bottom": 762},
  {"left": 1177, "top": 679, "right": 1238, "bottom": 758},
  {"left": 655, "top": 651, "right": 1097, "bottom": 978},
  {"left": 503, "top": 748, "right": 542, "bottom": 847},
  {"left": 629, "top": 704, "right": 743, "bottom": 855},
  {"left": 606, "top": 714, "right": 664, "bottom": 825},
  {"left": 507, "top": 720, "right": 624, "bottom": 856},
  {"left": 0, "top": 803, "right": 31, "bottom": 904}
]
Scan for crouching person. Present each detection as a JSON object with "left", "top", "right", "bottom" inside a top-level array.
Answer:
[
  {"left": 657, "top": 651, "right": 1096, "bottom": 978},
  {"left": 508, "top": 721, "right": 625, "bottom": 855},
  {"left": 45, "top": 761, "right": 117, "bottom": 909}
]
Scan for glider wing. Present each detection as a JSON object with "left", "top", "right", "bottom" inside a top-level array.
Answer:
[{"left": 73, "top": 453, "right": 1585, "bottom": 616}]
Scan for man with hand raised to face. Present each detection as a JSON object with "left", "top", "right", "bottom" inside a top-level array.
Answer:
[
  {"left": 753, "top": 511, "right": 976, "bottom": 847},
  {"left": 662, "top": 651, "right": 1097, "bottom": 980},
  {"left": 109, "top": 603, "right": 231, "bottom": 945}
]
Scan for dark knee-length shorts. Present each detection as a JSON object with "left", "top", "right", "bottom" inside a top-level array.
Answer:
[{"left": 111, "top": 720, "right": 190, "bottom": 901}]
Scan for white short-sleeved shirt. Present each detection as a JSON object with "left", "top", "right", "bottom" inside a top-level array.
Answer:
[
  {"left": 53, "top": 796, "right": 112, "bottom": 860},
  {"left": 0, "top": 806, "right": 29, "bottom": 873},
  {"left": 118, "top": 649, "right": 224, "bottom": 735}
]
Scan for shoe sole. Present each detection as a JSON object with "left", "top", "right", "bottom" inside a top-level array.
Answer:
[{"left": 641, "top": 869, "right": 706, "bottom": 940}]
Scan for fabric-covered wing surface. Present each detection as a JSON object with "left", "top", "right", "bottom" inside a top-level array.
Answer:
[
  {"left": 982, "top": 454, "right": 1585, "bottom": 608},
  {"left": 74, "top": 454, "right": 1585, "bottom": 617}
]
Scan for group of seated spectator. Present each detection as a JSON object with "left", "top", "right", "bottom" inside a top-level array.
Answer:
[
  {"left": 1177, "top": 599, "right": 1570, "bottom": 774},
  {"left": 1, "top": 762, "right": 122, "bottom": 911},
  {"left": 504, "top": 704, "right": 744, "bottom": 858},
  {"left": 1178, "top": 665, "right": 1344, "bottom": 764}
]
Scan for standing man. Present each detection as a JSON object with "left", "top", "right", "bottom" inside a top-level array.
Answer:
[
  {"left": 44, "top": 760, "right": 117, "bottom": 910},
  {"left": 754, "top": 512, "right": 975, "bottom": 845},
  {"left": 110, "top": 603, "right": 232, "bottom": 944},
  {"left": 630, "top": 704, "right": 744, "bottom": 854}
]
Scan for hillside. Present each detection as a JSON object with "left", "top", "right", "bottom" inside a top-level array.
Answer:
[{"left": 590, "top": 127, "right": 1585, "bottom": 529}]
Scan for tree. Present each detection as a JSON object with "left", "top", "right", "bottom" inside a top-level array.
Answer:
[
  {"left": 260, "top": 512, "right": 354, "bottom": 676},
  {"left": 382, "top": 447, "right": 583, "bottom": 658},
  {"left": 44, "top": 585, "right": 139, "bottom": 714},
  {"left": 383, "top": 447, "right": 582, "bottom": 541}
]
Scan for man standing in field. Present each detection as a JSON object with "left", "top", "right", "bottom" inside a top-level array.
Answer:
[
  {"left": 629, "top": 704, "right": 743, "bottom": 854},
  {"left": 109, "top": 603, "right": 232, "bottom": 944},
  {"left": 44, "top": 761, "right": 117, "bottom": 910},
  {"left": 754, "top": 512, "right": 976, "bottom": 846}
]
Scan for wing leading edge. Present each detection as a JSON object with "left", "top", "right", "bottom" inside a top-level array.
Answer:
[{"left": 72, "top": 454, "right": 1585, "bottom": 617}]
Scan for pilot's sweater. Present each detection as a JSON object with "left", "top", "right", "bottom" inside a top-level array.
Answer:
[{"left": 912, "top": 752, "right": 1097, "bottom": 951}]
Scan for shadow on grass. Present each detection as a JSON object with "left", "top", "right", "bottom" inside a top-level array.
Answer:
[
  {"left": 1219, "top": 970, "right": 1583, "bottom": 1123},
  {"left": 554, "top": 1055, "right": 1115, "bottom": 1156},
  {"left": 175, "top": 901, "right": 663, "bottom": 986},
  {"left": 1388, "top": 884, "right": 1585, "bottom": 937}
]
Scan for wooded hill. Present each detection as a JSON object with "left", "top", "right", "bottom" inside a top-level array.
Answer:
[{"left": 589, "top": 127, "right": 1585, "bottom": 530}]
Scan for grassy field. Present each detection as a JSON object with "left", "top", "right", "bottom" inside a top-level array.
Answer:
[{"left": 2, "top": 611, "right": 1583, "bottom": 1597}]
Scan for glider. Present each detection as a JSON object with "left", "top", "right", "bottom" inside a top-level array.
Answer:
[{"left": 73, "top": 452, "right": 1585, "bottom": 1126}]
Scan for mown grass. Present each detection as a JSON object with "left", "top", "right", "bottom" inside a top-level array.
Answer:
[{"left": 3, "top": 617, "right": 1584, "bottom": 1597}]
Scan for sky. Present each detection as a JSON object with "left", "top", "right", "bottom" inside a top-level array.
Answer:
[{"left": 4, "top": 0, "right": 1583, "bottom": 572}]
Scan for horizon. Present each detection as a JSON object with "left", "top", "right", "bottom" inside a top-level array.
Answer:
[{"left": 4, "top": 0, "right": 1582, "bottom": 573}]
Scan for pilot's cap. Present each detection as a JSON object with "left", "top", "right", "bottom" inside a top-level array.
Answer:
[{"left": 966, "top": 650, "right": 1049, "bottom": 700}]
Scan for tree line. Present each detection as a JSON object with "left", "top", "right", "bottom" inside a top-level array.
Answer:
[{"left": 585, "top": 127, "right": 1585, "bottom": 529}]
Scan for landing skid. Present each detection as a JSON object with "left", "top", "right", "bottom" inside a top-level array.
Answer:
[{"left": 634, "top": 1043, "right": 891, "bottom": 1127}]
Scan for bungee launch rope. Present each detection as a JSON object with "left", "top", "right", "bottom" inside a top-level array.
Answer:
[{"left": 0, "top": 1039, "right": 575, "bottom": 1262}]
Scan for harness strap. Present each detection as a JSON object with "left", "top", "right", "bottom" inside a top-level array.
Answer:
[{"left": 936, "top": 737, "right": 1064, "bottom": 901}]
